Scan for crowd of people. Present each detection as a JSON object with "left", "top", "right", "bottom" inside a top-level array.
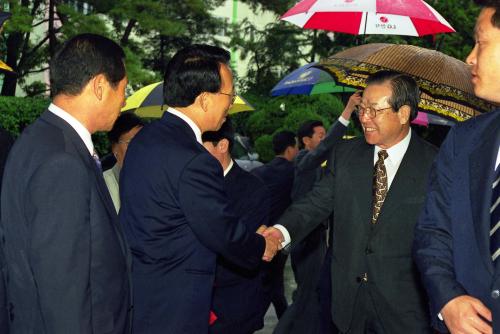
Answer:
[{"left": 0, "top": 0, "right": 498, "bottom": 333}]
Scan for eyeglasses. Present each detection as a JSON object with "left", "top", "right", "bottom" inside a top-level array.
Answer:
[
  {"left": 355, "top": 105, "right": 393, "bottom": 119},
  {"left": 218, "top": 91, "right": 236, "bottom": 104}
]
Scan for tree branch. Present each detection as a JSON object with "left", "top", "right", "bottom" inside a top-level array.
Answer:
[{"left": 32, "top": 18, "right": 49, "bottom": 28}]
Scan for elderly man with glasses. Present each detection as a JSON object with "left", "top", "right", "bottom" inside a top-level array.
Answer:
[{"left": 264, "top": 70, "right": 438, "bottom": 333}]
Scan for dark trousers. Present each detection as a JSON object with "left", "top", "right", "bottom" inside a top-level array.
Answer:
[{"left": 262, "top": 252, "right": 288, "bottom": 318}]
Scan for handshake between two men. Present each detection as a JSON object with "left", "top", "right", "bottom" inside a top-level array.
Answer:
[{"left": 257, "top": 226, "right": 286, "bottom": 262}]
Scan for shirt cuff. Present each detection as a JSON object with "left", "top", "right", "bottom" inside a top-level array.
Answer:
[
  {"left": 438, "top": 313, "right": 443, "bottom": 321},
  {"left": 338, "top": 116, "right": 350, "bottom": 127},
  {"left": 273, "top": 224, "right": 291, "bottom": 248}
]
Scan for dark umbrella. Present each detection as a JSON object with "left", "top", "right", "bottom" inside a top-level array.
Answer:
[{"left": 319, "top": 43, "right": 495, "bottom": 122}]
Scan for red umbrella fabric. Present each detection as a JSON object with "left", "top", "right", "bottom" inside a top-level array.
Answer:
[{"left": 281, "top": 0, "right": 455, "bottom": 36}]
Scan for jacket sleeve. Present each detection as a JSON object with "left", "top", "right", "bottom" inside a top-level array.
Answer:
[
  {"left": 413, "top": 127, "right": 467, "bottom": 331},
  {"left": 26, "top": 153, "right": 92, "bottom": 333},
  {"left": 295, "top": 120, "right": 347, "bottom": 173},
  {"left": 178, "top": 153, "right": 266, "bottom": 270},
  {"left": 277, "top": 148, "right": 337, "bottom": 246}
]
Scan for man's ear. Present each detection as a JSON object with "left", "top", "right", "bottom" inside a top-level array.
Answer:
[
  {"left": 92, "top": 74, "right": 106, "bottom": 101},
  {"left": 197, "top": 92, "right": 210, "bottom": 112},
  {"left": 302, "top": 137, "right": 311, "bottom": 148},
  {"left": 217, "top": 138, "right": 230, "bottom": 154},
  {"left": 398, "top": 105, "right": 411, "bottom": 125}
]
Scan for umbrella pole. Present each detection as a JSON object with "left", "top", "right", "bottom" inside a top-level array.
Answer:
[{"left": 362, "top": 12, "right": 367, "bottom": 44}]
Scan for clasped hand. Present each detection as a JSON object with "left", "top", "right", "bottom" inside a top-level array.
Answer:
[{"left": 256, "top": 226, "right": 285, "bottom": 262}]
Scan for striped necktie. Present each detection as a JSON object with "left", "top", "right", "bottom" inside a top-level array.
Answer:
[{"left": 490, "top": 165, "right": 500, "bottom": 263}]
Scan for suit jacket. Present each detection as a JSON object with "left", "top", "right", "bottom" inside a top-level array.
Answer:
[
  {"left": 291, "top": 120, "right": 347, "bottom": 201},
  {"left": 413, "top": 109, "right": 500, "bottom": 333},
  {"left": 0, "top": 127, "right": 14, "bottom": 334},
  {"left": 252, "top": 157, "right": 294, "bottom": 224},
  {"left": 276, "top": 132, "right": 437, "bottom": 333},
  {"left": 0, "top": 110, "right": 132, "bottom": 334},
  {"left": 210, "top": 162, "right": 269, "bottom": 334},
  {"left": 119, "top": 112, "right": 265, "bottom": 334}
]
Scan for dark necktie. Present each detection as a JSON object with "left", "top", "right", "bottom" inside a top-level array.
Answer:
[
  {"left": 372, "top": 150, "right": 389, "bottom": 224},
  {"left": 490, "top": 165, "right": 500, "bottom": 264},
  {"left": 92, "top": 150, "right": 102, "bottom": 172}
]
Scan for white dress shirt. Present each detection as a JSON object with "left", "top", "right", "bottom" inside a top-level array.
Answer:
[
  {"left": 276, "top": 129, "right": 412, "bottom": 247},
  {"left": 496, "top": 146, "right": 500, "bottom": 170},
  {"left": 374, "top": 129, "right": 412, "bottom": 190},
  {"left": 167, "top": 107, "right": 202, "bottom": 144},
  {"left": 223, "top": 159, "right": 234, "bottom": 177},
  {"left": 48, "top": 103, "right": 94, "bottom": 155}
]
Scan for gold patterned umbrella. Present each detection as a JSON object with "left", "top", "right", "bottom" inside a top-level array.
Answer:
[{"left": 319, "top": 43, "right": 495, "bottom": 122}]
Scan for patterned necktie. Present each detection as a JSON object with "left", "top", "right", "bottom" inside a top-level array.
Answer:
[
  {"left": 92, "top": 150, "right": 102, "bottom": 172},
  {"left": 372, "top": 150, "right": 389, "bottom": 224},
  {"left": 490, "top": 165, "right": 500, "bottom": 264}
]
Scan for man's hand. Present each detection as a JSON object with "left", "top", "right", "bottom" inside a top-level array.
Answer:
[
  {"left": 262, "top": 234, "right": 281, "bottom": 262},
  {"left": 441, "top": 295, "right": 492, "bottom": 334},
  {"left": 341, "top": 91, "right": 362, "bottom": 120},
  {"left": 262, "top": 226, "right": 285, "bottom": 242},
  {"left": 256, "top": 225, "right": 267, "bottom": 235}
]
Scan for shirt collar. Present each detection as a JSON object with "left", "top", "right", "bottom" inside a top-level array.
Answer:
[
  {"left": 223, "top": 159, "right": 234, "bottom": 177},
  {"left": 374, "top": 129, "right": 412, "bottom": 166},
  {"left": 167, "top": 107, "right": 202, "bottom": 144},
  {"left": 48, "top": 103, "right": 94, "bottom": 155}
]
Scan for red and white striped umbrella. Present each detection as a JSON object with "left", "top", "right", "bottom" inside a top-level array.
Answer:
[{"left": 281, "top": 0, "right": 455, "bottom": 36}]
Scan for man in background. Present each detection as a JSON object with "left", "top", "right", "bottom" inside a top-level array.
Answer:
[
  {"left": 202, "top": 118, "right": 270, "bottom": 334},
  {"left": 252, "top": 130, "right": 298, "bottom": 319}
]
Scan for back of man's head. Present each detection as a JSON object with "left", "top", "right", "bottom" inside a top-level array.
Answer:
[
  {"left": 50, "top": 33, "right": 126, "bottom": 97},
  {"left": 163, "top": 44, "right": 230, "bottom": 108},
  {"left": 475, "top": 0, "right": 500, "bottom": 27},
  {"left": 108, "top": 112, "right": 144, "bottom": 145},
  {"left": 201, "top": 118, "right": 235, "bottom": 152},
  {"left": 366, "top": 70, "right": 420, "bottom": 121},
  {"left": 297, "top": 120, "right": 324, "bottom": 149},
  {"left": 272, "top": 130, "right": 296, "bottom": 155}
]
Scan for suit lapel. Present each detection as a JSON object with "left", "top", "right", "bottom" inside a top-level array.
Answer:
[
  {"left": 40, "top": 111, "right": 130, "bottom": 259},
  {"left": 347, "top": 141, "right": 374, "bottom": 226},
  {"left": 469, "top": 115, "right": 500, "bottom": 275}
]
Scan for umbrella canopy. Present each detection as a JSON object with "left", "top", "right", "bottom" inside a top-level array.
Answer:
[
  {"left": 281, "top": 0, "right": 455, "bottom": 36},
  {"left": 319, "top": 43, "right": 494, "bottom": 122},
  {"left": 122, "top": 82, "right": 255, "bottom": 118},
  {"left": 271, "top": 62, "right": 355, "bottom": 96},
  {"left": 0, "top": 12, "right": 11, "bottom": 29}
]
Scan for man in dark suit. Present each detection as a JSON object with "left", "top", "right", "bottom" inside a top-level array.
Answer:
[
  {"left": 119, "top": 44, "right": 280, "bottom": 334},
  {"left": 252, "top": 130, "right": 298, "bottom": 319},
  {"left": 0, "top": 34, "right": 132, "bottom": 334},
  {"left": 413, "top": 1, "right": 500, "bottom": 333},
  {"left": 0, "top": 127, "right": 13, "bottom": 333},
  {"left": 202, "top": 119, "right": 269, "bottom": 334},
  {"left": 265, "top": 71, "right": 437, "bottom": 333}
]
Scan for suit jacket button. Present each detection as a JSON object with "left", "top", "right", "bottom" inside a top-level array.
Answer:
[
  {"left": 491, "top": 290, "right": 500, "bottom": 299},
  {"left": 365, "top": 247, "right": 372, "bottom": 254}
]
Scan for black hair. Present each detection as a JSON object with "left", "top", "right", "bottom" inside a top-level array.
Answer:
[
  {"left": 50, "top": 33, "right": 126, "bottom": 97},
  {"left": 201, "top": 118, "right": 234, "bottom": 151},
  {"left": 107, "top": 112, "right": 144, "bottom": 145},
  {"left": 474, "top": 0, "right": 500, "bottom": 28},
  {"left": 272, "top": 130, "right": 296, "bottom": 155},
  {"left": 297, "top": 120, "right": 324, "bottom": 149},
  {"left": 163, "top": 44, "right": 231, "bottom": 107},
  {"left": 366, "top": 70, "right": 419, "bottom": 121}
]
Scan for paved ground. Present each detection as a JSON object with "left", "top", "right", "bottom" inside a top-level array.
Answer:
[{"left": 255, "top": 258, "right": 296, "bottom": 334}]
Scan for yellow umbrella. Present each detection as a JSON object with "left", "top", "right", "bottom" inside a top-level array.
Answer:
[
  {"left": 122, "top": 82, "right": 255, "bottom": 118},
  {"left": 0, "top": 60, "right": 14, "bottom": 74}
]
